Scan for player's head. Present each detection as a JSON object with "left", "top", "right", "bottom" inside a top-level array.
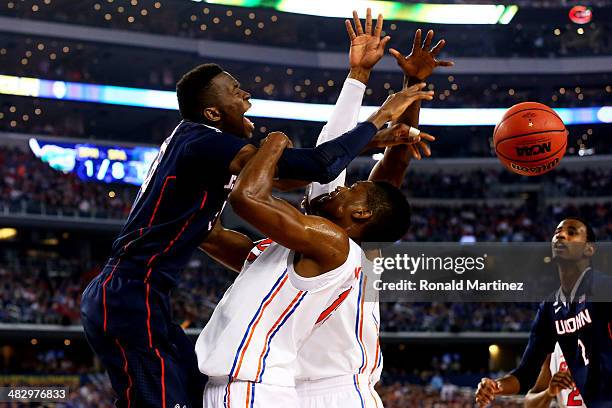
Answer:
[
  {"left": 309, "top": 180, "right": 411, "bottom": 242},
  {"left": 176, "top": 63, "right": 254, "bottom": 138},
  {"left": 551, "top": 217, "right": 596, "bottom": 264}
]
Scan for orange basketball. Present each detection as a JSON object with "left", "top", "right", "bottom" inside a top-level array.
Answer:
[{"left": 494, "top": 102, "right": 568, "bottom": 176}]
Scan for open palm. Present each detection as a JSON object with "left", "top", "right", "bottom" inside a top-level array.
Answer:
[
  {"left": 390, "top": 29, "right": 454, "bottom": 81},
  {"left": 346, "top": 9, "right": 390, "bottom": 71}
]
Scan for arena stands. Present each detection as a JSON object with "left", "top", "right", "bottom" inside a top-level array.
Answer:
[{"left": 1, "top": 0, "right": 611, "bottom": 405}]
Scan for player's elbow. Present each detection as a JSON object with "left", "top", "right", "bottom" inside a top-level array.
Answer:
[{"left": 229, "top": 188, "right": 258, "bottom": 217}]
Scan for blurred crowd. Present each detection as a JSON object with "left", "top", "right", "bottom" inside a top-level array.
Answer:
[
  {"left": 0, "top": 146, "right": 134, "bottom": 219},
  {"left": 377, "top": 382, "right": 522, "bottom": 408},
  {"left": 381, "top": 302, "right": 536, "bottom": 332},
  {"left": 2, "top": 0, "right": 609, "bottom": 58},
  {"left": 2, "top": 32, "right": 610, "bottom": 109}
]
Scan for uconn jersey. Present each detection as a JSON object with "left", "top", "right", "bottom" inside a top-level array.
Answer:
[
  {"left": 195, "top": 240, "right": 362, "bottom": 406},
  {"left": 109, "top": 120, "right": 246, "bottom": 287},
  {"left": 512, "top": 268, "right": 612, "bottom": 407}
]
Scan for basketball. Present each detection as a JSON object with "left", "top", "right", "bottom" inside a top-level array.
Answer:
[{"left": 494, "top": 102, "right": 568, "bottom": 176}]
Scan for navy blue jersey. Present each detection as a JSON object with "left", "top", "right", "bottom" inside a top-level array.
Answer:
[
  {"left": 511, "top": 268, "right": 612, "bottom": 407},
  {"left": 109, "top": 120, "right": 247, "bottom": 287}
]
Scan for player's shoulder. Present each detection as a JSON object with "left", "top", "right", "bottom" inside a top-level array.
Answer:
[{"left": 177, "top": 120, "right": 223, "bottom": 138}]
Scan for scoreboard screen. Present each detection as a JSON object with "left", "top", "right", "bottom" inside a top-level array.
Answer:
[{"left": 29, "top": 138, "right": 158, "bottom": 186}]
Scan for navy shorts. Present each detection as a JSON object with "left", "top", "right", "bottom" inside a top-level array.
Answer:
[{"left": 81, "top": 263, "right": 206, "bottom": 408}]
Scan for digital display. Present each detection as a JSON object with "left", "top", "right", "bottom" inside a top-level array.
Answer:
[
  {"left": 201, "top": 1, "right": 519, "bottom": 25},
  {"left": 29, "top": 138, "right": 158, "bottom": 186}
]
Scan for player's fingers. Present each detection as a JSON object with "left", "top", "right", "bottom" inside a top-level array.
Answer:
[
  {"left": 437, "top": 60, "right": 455, "bottom": 67},
  {"left": 374, "top": 13, "right": 383, "bottom": 38},
  {"left": 430, "top": 39, "right": 446, "bottom": 55},
  {"left": 365, "top": 8, "right": 372, "bottom": 35},
  {"left": 411, "top": 29, "right": 422, "bottom": 54},
  {"left": 345, "top": 20, "right": 357, "bottom": 41},
  {"left": 423, "top": 29, "right": 434, "bottom": 49},
  {"left": 412, "top": 91, "right": 434, "bottom": 101},
  {"left": 389, "top": 48, "right": 406, "bottom": 64},
  {"left": 353, "top": 10, "right": 364, "bottom": 35},
  {"left": 409, "top": 145, "right": 421, "bottom": 160},
  {"left": 405, "top": 82, "right": 427, "bottom": 92},
  {"left": 418, "top": 141, "right": 431, "bottom": 157},
  {"left": 379, "top": 36, "right": 391, "bottom": 51},
  {"left": 419, "top": 132, "right": 435, "bottom": 142}
]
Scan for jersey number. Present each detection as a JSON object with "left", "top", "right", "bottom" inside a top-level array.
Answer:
[
  {"left": 577, "top": 339, "right": 589, "bottom": 366},
  {"left": 567, "top": 388, "right": 583, "bottom": 406}
]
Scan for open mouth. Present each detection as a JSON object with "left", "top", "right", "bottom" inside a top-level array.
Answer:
[{"left": 553, "top": 242, "right": 568, "bottom": 250}]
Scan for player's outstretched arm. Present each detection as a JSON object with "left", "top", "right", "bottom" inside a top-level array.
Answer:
[
  {"left": 524, "top": 354, "right": 575, "bottom": 408},
  {"left": 228, "top": 86, "right": 433, "bottom": 184},
  {"left": 229, "top": 132, "right": 349, "bottom": 276},
  {"left": 199, "top": 220, "right": 254, "bottom": 273},
  {"left": 475, "top": 376, "right": 520, "bottom": 407},
  {"left": 370, "top": 29, "right": 452, "bottom": 187}
]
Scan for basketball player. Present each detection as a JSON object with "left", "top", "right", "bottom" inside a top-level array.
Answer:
[
  {"left": 80, "top": 27, "right": 428, "bottom": 408},
  {"left": 194, "top": 13, "right": 434, "bottom": 407},
  {"left": 194, "top": 120, "right": 428, "bottom": 407},
  {"left": 295, "top": 27, "right": 453, "bottom": 408},
  {"left": 475, "top": 217, "right": 612, "bottom": 407},
  {"left": 524, "top": 342, "right": 586, "bottom": 408}
]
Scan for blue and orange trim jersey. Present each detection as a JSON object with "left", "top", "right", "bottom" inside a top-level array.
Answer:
[
  {"left": 109, "top": 120, "right": 249, "bottom": 288},
  {"left": 295, "top": 260, "right": 383, "bottom": 386},
  {"left": 194, "top": 240, "right": 362, "bottom": 393},
  {"left": 511, "top": 268, "right": 612, "bottom": 407}
]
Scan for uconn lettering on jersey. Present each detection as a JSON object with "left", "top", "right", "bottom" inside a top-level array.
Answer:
[{"left": 555, "top": 309, "right": 592, "bottom": 335}]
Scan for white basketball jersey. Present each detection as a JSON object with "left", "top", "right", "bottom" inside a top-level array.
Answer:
[
  {"left": 296, "top": 258, "right": 383, "bottom": 384},
  {"left": 195, "top": 239, "right": 363, "bottom": 387},
  {"left": 550, "top": 342, "right": 587, "bottom": 408}
]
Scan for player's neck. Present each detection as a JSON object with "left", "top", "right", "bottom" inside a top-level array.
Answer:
[{"left": 557, "top": 260, "right": 589, "bottom": 295}]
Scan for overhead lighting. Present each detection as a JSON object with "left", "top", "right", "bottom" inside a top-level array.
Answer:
[
  {"left": 0, "top": 228, "right": 17, "bottom": 240},
  {"left": 0, "top": 75, "right": 610, "bottom": 126},
  {"left": 202, "top": 1, "right": 519, "bottom": 24}
]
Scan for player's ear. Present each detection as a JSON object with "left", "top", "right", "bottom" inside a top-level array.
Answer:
[
  {"left": 584, "top": 242, "right": 596, "bottom": 258},
  {"left": 351, "top": 208, "right": 373, "bottom": 221},
  {"left": 203, "top": 107, "right": 221, "bottom": 123}
]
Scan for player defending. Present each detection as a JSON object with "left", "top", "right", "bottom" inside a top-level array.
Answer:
[
  {"left": 295, "top": 27, "right": 452, "bottom": 408},
  {"left": 524, "top": 342, "right": 586, "bottom": 408},
  {"left": 475, "top": 217, "right": 612, "bottom": 408},
  {"left": 80, "top": 41, "right": 427, "bottom": 408}
]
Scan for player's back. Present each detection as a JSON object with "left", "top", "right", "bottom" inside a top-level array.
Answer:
[
  {"left": 295, "top": 257, "right": 383, "bottom": 408},
  {"left": 108, "top": 120, "right": 247, "bottom": 288},
  {"left": 195, "top": 239, "right": 363, "bottom": 388},
  {"left": 550, "top": 342, "right": 587, "bottom": 408}
]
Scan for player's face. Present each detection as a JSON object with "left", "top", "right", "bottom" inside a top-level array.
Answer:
[
  {"left": 212, "top": 72, "right": 254, "bottom": 138},
  {"left": 309, "top": 181, "right": 371, "bottom": 220},
  {"left": 551, "top": 219, "right": 590, "bottom": 262}
]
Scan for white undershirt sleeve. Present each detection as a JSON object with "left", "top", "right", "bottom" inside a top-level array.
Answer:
[{"left": 307, "top": 78, "right": 366, "bottom": 202}]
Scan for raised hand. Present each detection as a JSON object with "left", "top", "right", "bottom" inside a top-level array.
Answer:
[
  {"left": 375, "top": 82, "right": 434, "bottom": 124},
  {"left": 389, "top": 29, "right": 454, "bottom": 81},
  {"left": 345, "top": 8, "right": 390, "bottom": 71}
]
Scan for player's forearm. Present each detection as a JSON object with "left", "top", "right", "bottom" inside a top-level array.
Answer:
[
  {"left": 231, "top": 135, "right": 286, "bottom": 210},
  {"left": 524, "top": 390, "right": 554, "bottom": 408},
  {"left": 276, "top": 122, "right": 378, "bottom": 184},
  {"left": 369, "top": 76, "right": 419, "bottom": 186},
  {"left": 494, "top": 375, "right": 521, "bottom": 395},
  {"left": 348, "top": 67, "right": 371, "bottom": 85}
]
